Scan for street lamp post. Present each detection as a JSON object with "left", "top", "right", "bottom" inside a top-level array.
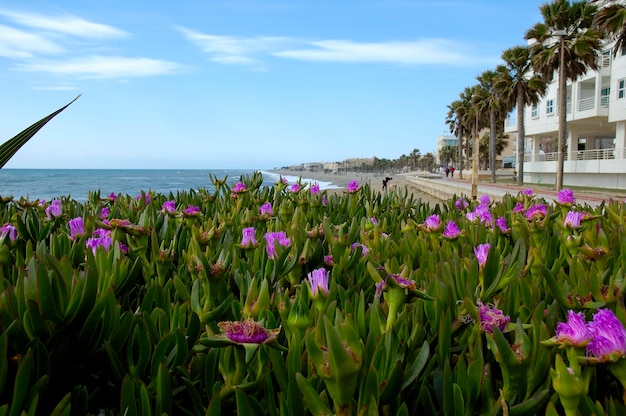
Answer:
[{"left": 554, "top": 29, "right": 567, "bottom": 191}]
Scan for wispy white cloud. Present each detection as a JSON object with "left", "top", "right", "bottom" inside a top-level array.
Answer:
[
  {"left": 0, "top": 10, "right": 128, "bottom": 39},
  {"left": 179, "top": 29, "right": 492, "bottom": 69},
  {"left": 0, "top": 24, "right": 63, "bottom": 58},
  {"left": 15, "top": 56, "right": 182, "bottom": 79}
]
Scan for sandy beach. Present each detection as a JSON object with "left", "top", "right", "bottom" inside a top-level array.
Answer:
[{"left": 273, "top": 169, "right": 444, "bottom": 205}]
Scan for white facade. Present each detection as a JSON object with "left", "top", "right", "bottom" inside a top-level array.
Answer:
[{"left": 505, "top": 45, "right": 626, "bottom": 189}]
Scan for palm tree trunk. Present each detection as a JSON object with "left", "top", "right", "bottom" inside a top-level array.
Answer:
[
  {"left": 516, "top": 85, "right": 525, "bottom": 186},
  {"left": 489, "top": 108, "right": 496, "bottom": 183}
]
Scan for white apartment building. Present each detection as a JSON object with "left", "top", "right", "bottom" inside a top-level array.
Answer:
[
  {"left": 505, "top": 44, "right": 626, "bottom": 189},
  {"left": 436, "top": 135, "right": 458, "bottom": 165}
]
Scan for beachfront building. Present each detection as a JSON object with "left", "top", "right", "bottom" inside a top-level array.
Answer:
[
  {"left": 435, "top": 135, "right": 458, "bottom": 165},
  {"left": 505, "top": 42, "right": 626, "bottom": 189}
]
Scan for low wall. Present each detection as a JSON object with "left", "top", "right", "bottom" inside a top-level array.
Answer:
[{"left": 405, "top": 177, "right": 505, "bottom": 202}]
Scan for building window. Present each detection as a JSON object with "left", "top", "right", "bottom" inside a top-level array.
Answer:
[
  {"left": 619, "top": 79, "right": 626, "bottom": 99},
  {"left": 602, "top": 49, "right": 611, "bottom": 67},
  {"left": 601, "top": 87, "right": 610, "bottom": 107},
  {"left": 531, "top": 103, "right": 538, "bottom": 118},
  {"left": 546, "top": 99, "right": 554, "bottom": 115}
]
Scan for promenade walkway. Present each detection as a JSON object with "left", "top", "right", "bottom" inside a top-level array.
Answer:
[{"left": 405, "top": 175, "right": 625, "bottom": 208}]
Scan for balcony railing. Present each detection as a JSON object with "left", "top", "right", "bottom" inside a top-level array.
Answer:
[
  {"left": 524, "top": 148, "right": 624, "bottom": 162},
  {"left": 578, "top": 96, "right": 595, "bottom": 111}
]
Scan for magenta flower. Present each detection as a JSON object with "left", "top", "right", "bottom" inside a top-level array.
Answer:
[
  {"left": 521, "top": 188, "right": 533, "bottom": 197},
  {"left": 136, "top": 193, "right": 151, "bottom": 204},
  {"left": 218, "top": 318, "right": 279, "bottom": 344},
  {"left": 466, "top": 211, "right": 479, "bottom": 222},
  {"left": 494, "top": 217, "right": 510, "bottom": 233},
  {"left": 477, "top": 300, "right": 510, "bottom": 333},
  {"left": 587, "top": 309, "right": 626, "bottom": 361},
  {"left": 290, "top": 183, "right": 301, "bottom": 193},
  {"left": 68, "top": 217, "right": 85, "bottom": 240},
  {"left": 119, "top": 242, "right": 129, "bottom": 254},
  {"left": 241, "top": 227, "right": 257, "bottom": 248},
  {"left": 525, "top": 203, "right": 548, "bottom": 221},
  {"left": 259, "top": 202, "right": 273, "bottom": 217},
  {"left": 322, "top": 195, "right": 327, "bottom": 206},
  {"left": 351, "top": 242, "right": 369, "bottom": 257},
  {"left": 232, "top": 182, "right": 247, "bottom": 193},
  {"left": 323, "top": 254, "right": 334, "bottom": 266},
  {"left": 1, "top": 223, "right": 17, "bottom": 242},
  {"left": 45, "top": 199, "right": 62, "bottom": 219},
  {"left": 162, "top": 200, "right": 176, "bottom": 214},
  {"left": 346, "top": 180, "right": 359, "bottom": 193},
  {"left": 474, "top": 243, "right": 490, "bottom": 268},
  {"left": 443, "top": 221, "right": 461, "bottom": 239},
  {"left": 564, "top": 210, "right": 582, "bottom": 229},
  {"left": 422, "top": 214, "right": 441, "bottom": 232},
  {"left": 475, "top": 204, "right": 493, "bottom": 225},
  {"left": 557, "top": 189, "right": 576, "bottom": 205},
  {"left": 512, "top": 202, "right": 525, "bottom": 213},
  {"left": 478, "top": 195, "right": 491, "bottom": 206},
  {"left": 107, "top": 192, "right": 117, "bottom": 201},
  {"left": 100, "top": 207, "right": 110, "bottom": 219},
  {"left": 183, "top": 205, "right": 201, "bottom": 217},
  {"left": 310, "top": 183, "right": 320, "bottom": 195},
  {"left": 455, "top": 198, "right": 469, "bottom": 211},
  {"left": 371, "top": 217, "right": 378, "bottom": 226},
  {"left": 264, "top": 231, "right": 291, "bottom": 258},
  {"left": 307, "top": 268, "right": 329, "bottom": 297},
  {"left": 555, "top": 310, "right": 591, "bottom": 346},
  {"left": 85, "top": 228, "right": 113, "bottom": 254}
]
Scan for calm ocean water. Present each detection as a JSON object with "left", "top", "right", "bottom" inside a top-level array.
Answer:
[{"left": 0, "top": 169, "right": 338, "bottom": 202}]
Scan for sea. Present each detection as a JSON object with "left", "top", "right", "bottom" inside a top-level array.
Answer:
[{"left": 0, "top": 169, "right": 339, "bottom": 203}]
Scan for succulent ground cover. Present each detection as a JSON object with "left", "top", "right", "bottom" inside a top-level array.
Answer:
[{"left": 1, "top": 171, "right": 626, "bottom": 415}]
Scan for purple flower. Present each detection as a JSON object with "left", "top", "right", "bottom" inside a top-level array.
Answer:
[
  {"left": 307, "top": 268, "right": 329, "bottom": 296},
  {"left": 100, "top": 207, "right": 110, "bottom": 219},
  {"left": 443, "top": 221, "right": 461, "bottom": 239},
  {"left": 323, "top": 254, "right": 334, "bottom": 266},
  {"left": 466, "top": 211, "right": 479, "bottom": 222},
  {"left": 512, "top": 202, "right": 525, "bottom": 213},
  {"left": 259, "top": 202, "right": 273, "bottom": 217},
  {"left": 290, "top": 183, "right": 301, "bottom": 193},
  {"left": 136, "top": 193, "right": 151, "bottom": 205},
  {"left": 422, "top": 214, "right": 441, "bottom": 231},
  {"left": 474, "top": 243, "right": 490, "bottom": 268},
  {"left": 107, "top": 192, "right": 117, "bottom": 201},
  {"left": 555, "top": 310, "right": 591, "bottom": 346},
  {"left": 494, "top": 217, "right": 510, "bottom": 233},
  {"left": 351, "top": 242, "right": 369, "bottom": 257},
  {"left": 346, "top": 180, "right": 359, "bottom": 193},
  {"left": 183, "top": 205, "right": 201, "bottom": 217},
  {"left": 557, "top": 189, "right": 576, "bottom": 205},
  {"left": 479, "top": 195, "right": 491, "bottom": 206},
  {"left": 1, "top": 223, "right": 17, "bottom": 242},
  {"left": 310, "top": 184, "right": 320, "bottom": 195},
  {"left": 218, "top": 318, "right": 279, "bottom": 344},
  {"left": 525, "top": 203, "right": 548, "bottom": 221},
  {"left": 241, "top": 227, "right": 257, "bottom": 248},
  {"left": 564, "top": 210, "right": 582, "bottom": 229},
  {"left": 85, "top": 228, "right": 112, "bottom": 254},
  {"left": 45, "top": 199, "right": 62, "bottom": 219},
  {"left": 475, "top": 204, "right": 493, "bottom": 225},
  {"left": 388, "top": 273, "right": 416, "bottom": 289},
  {"left": 455, "top": 198, "right": 469, "bottom": 211},
  {"left": 587, "top": 309, "right": 626, "bottom": 361},
  {"left": 162, "top": 200, "right": 176, "bottom": 214},
  {"left": 232, "top": 182, "right": 247, "bottom": 194},
  {"left": 68, "top": 217, "right": 85, "bottom": 240},
  {"left": 119, "top": 242, "right": 129, "bottom": 255},
  {"left": 477, "top": 300, "right": 510, "bottom": 333},
  {"left": 521, "top": 188, "right": 533, "bottom": 197},
  {"left": 264, "top": 231, "right": 291, "bottom": 258},
  {"left": 322, "top": 195, "right": 327, "bottom": 206},
  {"left": 371, "top": 217, "right": 378, "bottom": 226}
]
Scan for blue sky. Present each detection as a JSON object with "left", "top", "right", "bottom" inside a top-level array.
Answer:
[{"left": 0, "top": 0, "right": 545, "bottom": 169}]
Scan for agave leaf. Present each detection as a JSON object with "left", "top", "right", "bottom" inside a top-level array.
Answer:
[{"left": 0, "top": 95, "right": 80, "bottom": 169}]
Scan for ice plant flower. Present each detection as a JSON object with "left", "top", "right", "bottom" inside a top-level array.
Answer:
[
  {"left": 310, "top": 183, "right": 320, "bottom": 195},
  {"left": 232, "top": 182, "right": 247, "bottom": 194},
  {"left": 183, "top": 205, "right": 201, "bottom": 217},
  {"left": 136, "top": 193, "right": 151, "bottom": 204},
  {"left": 443, "top": 220, "right": 461, "bottom": 239},
  {"left": 474, "top": 243, "right": 490, "bottom": 268},
  {"left": 322, "top": 195, "right": 327, "bottom": 206},
  {"left": 68, "top": 217, "right": 85, "bottom": 240},
  {"left": 241, "top": 227, "right": 257, "bottom": 248},
  {"left": 521, "top": 188, "right": 533, "bottom": 197},
  {"left": 290, "top": 183, "right": 301, "bottom": 193},
  {"left": 587, "top": 308, "right": 626, "bottom": 362},
  {"left": 0, "top": 223, "right": 17, "bottom": 242},
  {"left": 554, "top": 310, "right": 591, "bottom": 347},
  {"left": 346, "top": 180, "right": 358, "bottom": 193},
  {"left": 161, "top": 200, "right": 176, "bottom": 214},
  {"left": 475, "top": 204, "right": 493, "bottom": 225},
  {"left": 512, "top": 202, "right": 525, "bottom": 213},
  {"left": 557, "top": 188, "right": 576, "bottom": 206},
  {"left": 563, "top": 210, "right": 582, "bottom": 229},
  {"left": 351, "top": 242, "right": 369, "bottom": 257},
  {"left": 421, "top": 214, "right": 441, "bottom": 232},
  {"left": 525, "top": 203, "right": 548, "bottom": 221},
  {"left": 45, "top": 199, "right": 62, "bottom": 219},
  {"left": 100, "top": 206, "right": 110, "bottom": 219},
  {"left": 323, "top": 254, "right": 334, "bottom": 266},
  {"left": 455, "top": 197, "right": 468, "bottom": 211},
  {"left": 479, "top": 195, "right": 491, "bottom": 206},
  {"left": 307, "top": 267, "right": 329, "bottom": 297},
  {"left": 85, "top": 228, "right": 113, "bottom": 254},
  {"left": 107, "top": 192, "right": 117, "bottom": 201},
  {"left": 217, "top": 318, "right": 280, "bottom": 344},
  {"left": 477, "top": 300, "right": 510, "bottom": 333},
  {"left": 264, "top": 231, "right": 291, "bottom": 258},
  {"left": 494, "top": 217, "right": 510, "bottom": 233},
  {"left": 259, "top": 202, "right": 273, "bottom": 217}
]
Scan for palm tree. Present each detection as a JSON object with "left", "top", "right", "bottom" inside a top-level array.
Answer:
[
  {"left": 446, "top": 99, "right": 469, "bottom": 179},
  {"left": 593, "top": 0, "right": 626, "bottom": 57},
  {"left": 498, "top": 45, "right": 547, "bottom": 186},
  {"left": 525, "top": 0, "right": 602, "bottom": 190},
  {"left": 477, "top": 67, "right": 511, "bottom": 183}
]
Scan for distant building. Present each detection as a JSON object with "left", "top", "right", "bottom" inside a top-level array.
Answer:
[{"left": 436, "top": 135, "right": 458, "bottom": 165}]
